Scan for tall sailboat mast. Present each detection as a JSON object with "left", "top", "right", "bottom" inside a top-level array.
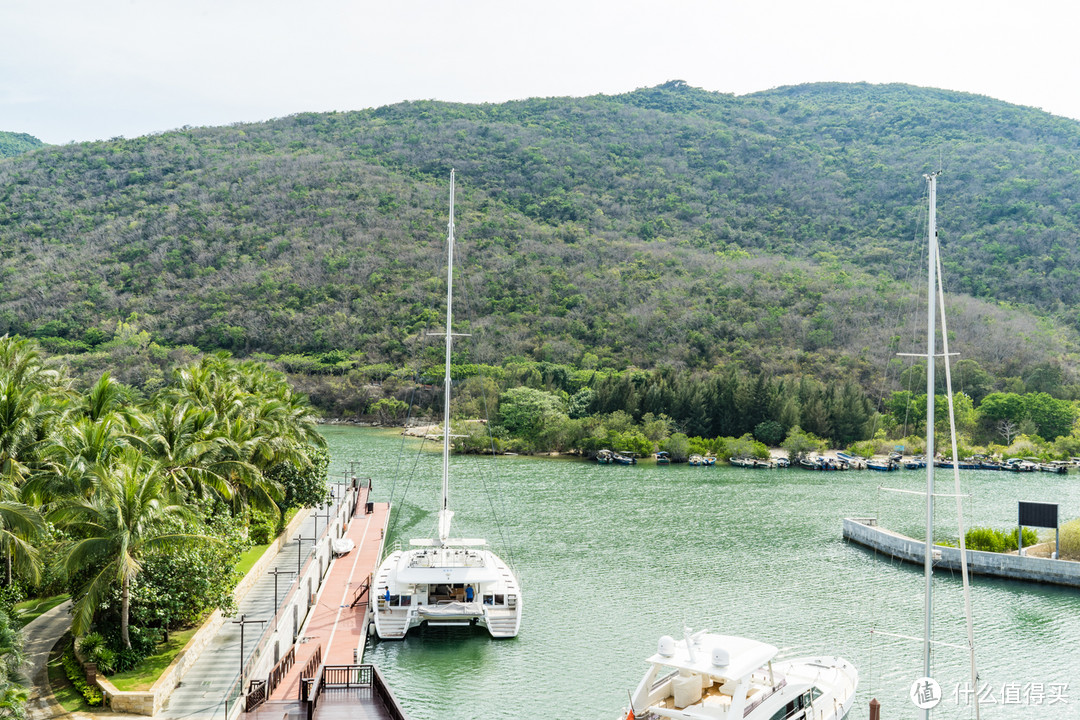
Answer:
[
  {"left": 923, "top": 171, "right": 938, "bottom": 709},
  {"left": 438, "top": 169, "right": 456, "bottom": 544}
]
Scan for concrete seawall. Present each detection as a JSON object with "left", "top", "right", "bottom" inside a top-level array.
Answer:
[{"left": 843, "top": 517, "right": 1080, "bottom": 588}]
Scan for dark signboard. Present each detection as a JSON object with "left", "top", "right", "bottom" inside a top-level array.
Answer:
[{"left": 1019, "top": 501, "right": 1058, "bottom": 529}]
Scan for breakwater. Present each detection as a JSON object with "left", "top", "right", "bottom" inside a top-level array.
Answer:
[{"left": 843, "top": 517, "right": 1080, "bottom": 588}]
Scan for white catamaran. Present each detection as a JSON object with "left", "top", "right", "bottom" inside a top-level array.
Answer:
[{"left": 373, "top": 171, "right": 522, "bottom": 640}]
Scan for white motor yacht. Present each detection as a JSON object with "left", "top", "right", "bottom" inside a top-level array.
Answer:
[{"left": 622, "top": 630, "right": 857, "bottom": 720}]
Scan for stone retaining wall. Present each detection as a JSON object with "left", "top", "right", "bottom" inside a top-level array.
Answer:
[{"left": 843, "top": 517, "right": 1080, "bottom": 588}]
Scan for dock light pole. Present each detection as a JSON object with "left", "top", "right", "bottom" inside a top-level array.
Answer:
[
  {"left": 313, "top": 503, "right": 334, "bottom": 541},
  {"left": 295, "top": 536, "right": 315, "bottom": 576},
  {"left": 316, "top": 506, "right": 333, "bottom": 540},
  {"left": 267, "top": 568, "right": 295, "bottom": 630},
  {"left": 232, "top": 614, "right": 266, "bottom": 685}
]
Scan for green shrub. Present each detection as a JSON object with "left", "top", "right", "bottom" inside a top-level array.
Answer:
[
  {"left": 89, "top": 646, "right": 117, "bottom": 675},
  {"left": 97, "top": 625, "right": 162, "bottom": 673},
  {"left": 77, "top": 632, "right": 105, "bottom": 656},
  {"left": 62, "top": 643, "right": 104, "bottom": 706},
  {"left": 1005, "top": 527, "right": 1040, "bottom": 551},
  {"left": 965, "top": 527, "right": 1006, "bottom": 553},
  {"left": 963, "top": 526, "right": 1038, "bottom": 553},
  {"left": 248, "top": 511, "right": 277, "bottom": 545}
]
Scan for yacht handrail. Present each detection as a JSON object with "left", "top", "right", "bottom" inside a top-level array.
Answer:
[
  {"left": 380, "top": 539, "right": 402, "bottom": 564},
  {"left": 406, "top": 548, "right": 485, "bottom": 568},
  {"left": 743, "top": 677, "right": 787, "bottom": 717},
  {"left": 650, "top": 669, "right": 679, "bottom": 693}
]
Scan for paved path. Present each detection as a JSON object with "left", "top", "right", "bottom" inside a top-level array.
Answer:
[
  {"left": 23, "top": 600, "right": 73, "bottom": 720},
  {"left": 22, "top": 600, "right": 140, "bottom": 720}
]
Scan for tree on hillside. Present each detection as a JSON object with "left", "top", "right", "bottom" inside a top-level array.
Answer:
[
  {"left": 497, "top": 387, "right": 567, "bottom": 447},
  {"left": 782, "top": 426, "right": 824, "bottom": 462}
]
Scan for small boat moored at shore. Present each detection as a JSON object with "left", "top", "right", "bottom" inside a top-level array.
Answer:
[
  {"left": 597, "top": 449, "right": 637, "bottom": 465},
  {"left": 1004, "top": 457, "right": 1038, "bottom": 472},
  {"left": 799, "top": 455, "right": 848, "bottom": 471},
  {"left": 865, "top": 457, "right": 899, "bottom": 472}
]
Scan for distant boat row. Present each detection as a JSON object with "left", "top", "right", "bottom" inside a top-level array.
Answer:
[{"left": 594, "top": 451, "right": 1075, "bottom": 473}]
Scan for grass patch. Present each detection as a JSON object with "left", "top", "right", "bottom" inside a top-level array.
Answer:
[
  {"left": 48, "top": 634, "right": 93, "bottom": 713},
  {"left": 107, "top": 626, "right": 199, "bottom": 692},
  {"left": 13, "top": 593, "right": 69, "bottom": 628},
  {"left": 235, "top": 542, "right": 273, "bottom": 578}
]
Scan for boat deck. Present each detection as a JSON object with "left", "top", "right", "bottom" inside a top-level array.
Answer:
[{"left": 645, "top": 671, "right": 782, "bottom": 717}]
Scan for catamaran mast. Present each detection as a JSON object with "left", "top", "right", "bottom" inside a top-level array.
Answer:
[
  {"left": 923, "top": 171, "right": 938, "bottom": 718},
  {"left": 439, "top": 170, "right": 456, "bottom": 544}
]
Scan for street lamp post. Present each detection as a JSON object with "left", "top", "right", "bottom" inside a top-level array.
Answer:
[
  {"left": 317, "top": 506, "right": 333, "bottom": 540},
  {"left": 232, "top": 614, "right": 266, "bottom": 686},
  {"left": 295, "top": 535, "right": 314, "bottom": 576},
  {"left": 267, "top": 567, "right": 295, "bottom": 630}
]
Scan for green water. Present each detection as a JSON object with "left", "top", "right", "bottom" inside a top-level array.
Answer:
[{"left": 321, "top": 425, "right": 1080, "bottom": 719}]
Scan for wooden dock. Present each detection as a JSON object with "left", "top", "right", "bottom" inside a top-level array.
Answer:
[{"left": 267, "top": 491, "right": 389, "bottom": 701}]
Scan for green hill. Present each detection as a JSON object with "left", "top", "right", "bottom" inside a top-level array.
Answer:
[
  {"left": 0, "top": 82, "right": 1077, "bottom": 394},
  {"left": 0, "top": 131, "right": 44, "bottom": 158}
]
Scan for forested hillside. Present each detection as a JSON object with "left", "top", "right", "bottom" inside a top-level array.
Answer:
[
  {"left": 0, "top": 131, "right": 43, "bottom": 157},
  {"left": 1, "top": 82, "right": 1078, "bottom": 399}
]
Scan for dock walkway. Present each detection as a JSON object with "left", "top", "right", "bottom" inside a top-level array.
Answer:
[
  {"left": 267, "top": 499, "right": 388, "bottom": 701},
  {"left": 160, "top": 481, "right": 391, "bottom": 720}
]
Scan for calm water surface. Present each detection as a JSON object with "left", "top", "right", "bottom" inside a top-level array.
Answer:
[{"left": 321, "top": 426, "right": 1080, "bottom": 719}]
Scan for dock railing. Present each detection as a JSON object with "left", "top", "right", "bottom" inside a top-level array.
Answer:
[
  {"left": 240, "top": 481, "right": 357, "bottom": 690},
  {"left": 316, "top": 664, "right": 410, "bottom": 720}
]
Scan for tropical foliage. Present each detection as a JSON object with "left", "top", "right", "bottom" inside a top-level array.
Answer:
[{"left": 0, "top": 336, "right": 327, "bottom": 697}]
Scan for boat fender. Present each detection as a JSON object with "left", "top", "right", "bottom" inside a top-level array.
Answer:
[
  {"left": 658, "top": 636, "right": 676, "bottom": 657},
  {"left": 712, "top": 647, "right": 730, "bottom": 666}
]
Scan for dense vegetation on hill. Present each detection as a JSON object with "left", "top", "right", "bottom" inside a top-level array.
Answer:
[
  {"left": 0, "top": 131, "right": 43, "bottom": 158},
  {"left": 2, "top": 82, "right": 1080, "bottom": 422}
]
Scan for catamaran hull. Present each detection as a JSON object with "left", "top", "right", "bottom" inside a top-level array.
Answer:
[{"left": 373, "top": 548, "right": 522, "bottom": 640}]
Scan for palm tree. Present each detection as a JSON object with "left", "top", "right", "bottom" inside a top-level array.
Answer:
[
  {"left": 28, "top": 416, "right": 133, "bottom": 503},
  {"left": 55, "top": 449, "right": 210, "bottom": 648},
  {"left": 0, "top": 482, "right": 43, "bottom": 588},
  {"left": 132, "top": 400, "right": 237, "bottom": 501}
]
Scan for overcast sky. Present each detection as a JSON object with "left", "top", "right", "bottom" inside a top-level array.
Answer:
[{"left": 3, "top": 0, "right": 1078, "bottom": 145}]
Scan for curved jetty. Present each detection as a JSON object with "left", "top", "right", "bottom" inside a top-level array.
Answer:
[{"left": 843, "top": 517, "right": 1080, "bottom": 588}]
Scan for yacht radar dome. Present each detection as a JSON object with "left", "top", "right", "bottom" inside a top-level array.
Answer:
[{"left": 711, "top": 646, "right": 730, "bottom": 666}]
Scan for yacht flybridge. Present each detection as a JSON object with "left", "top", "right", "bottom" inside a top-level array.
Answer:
[
  {"left": 622, "top": 630, "right": 857, "bottom": 720},
  {"left": 373, "top": 171, "right": 522, "bottom": 640}
]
